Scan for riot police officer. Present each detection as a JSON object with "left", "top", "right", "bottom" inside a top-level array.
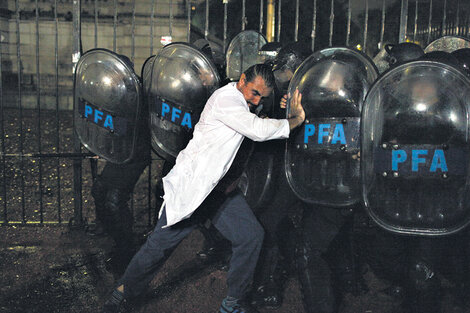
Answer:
[
  {"left": 360, "top": 42, "right": 470, "bottom": 313},
  {"left": 91, "top": 126, "right": 151, "bottom": 273},
  {"left": 249, "top": 42, "right": 312, "bottom": 309},
  {"left": 283, "top": 47, "right": 378, "bottom": 313}
]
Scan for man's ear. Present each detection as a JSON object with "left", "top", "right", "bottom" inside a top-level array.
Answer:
[{"left": 239, "top": 73, "right": 246, "bottom": 85}]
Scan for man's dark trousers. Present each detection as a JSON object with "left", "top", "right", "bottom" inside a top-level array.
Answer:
[{"left": 118, "top": 191, "right": 264, "bottom": 300}]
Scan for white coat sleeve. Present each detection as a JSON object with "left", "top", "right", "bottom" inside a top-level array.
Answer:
[{"left": 213, "top": 95, "right": 290, "bottom": 141}]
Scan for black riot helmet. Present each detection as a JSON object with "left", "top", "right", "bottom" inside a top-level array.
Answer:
[
  {"left": 420, "top": 50, "right": 461, "bottom": 69},
  {"left": 384, "top": 42, "right": 424, "bottom": 67},
  {"left": 272, "top": 41, "right": 311, "bottom": 72},
  {"left": 193, "top": 38, "right": 227, "bottom": 82},
  {"left": 452, "top": 48, "right": 470, "bottom": 76},
  {"left": 272, "top": 42, "right": 312, "bottom": 92},
  {"left": 193, "top": 39, "right": 214, "bottom": 59},
  {"left": 258, "top": 41, "right": 283, "bottom": 66}
]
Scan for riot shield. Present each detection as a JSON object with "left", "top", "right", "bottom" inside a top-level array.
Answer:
[
  {"left": 144, "top": 42, "right": 221, "bottom": 161},
  {"left": 285, "top": 47, "right": 378, "bottom": 207},
  {"left": 226, "top": 30, "right": 267, "bottom": 81},
  {"left": 425, "top": 35, "right": 470, "bottom": 53},
  {"left": 361, "top": 60, "right": 470, "bottom": 235},
  {"left": 239, "top": 141, "right": 276, "bottom": 210},
  {"left": 74, "top": 49, "right": 142, "bottom": 164}
]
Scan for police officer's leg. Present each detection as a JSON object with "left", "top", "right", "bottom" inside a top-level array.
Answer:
[
  {"left": 211, "top": 191, "right": 264, "bottom": 300},
  {"left": 440, "top": 230, "right": 470, "bottom": 309},
  {"left": 251, "top": 201, "right": 297, "bottom": 308},
  {"left": 251, "top": 214, "right": 282, "bottom": 308},
  {"left": 92, "top": 158, "right": 149, "bottom": 272},
  {"left": 405, "top": 237, "right": 442, "bottom": 313},
  {"left": 360, "top": 225, "right": 408, "bottom": 303},
  {"left": 326, "top": 216, "right": 360, "bottom": 297},
  {"left": 92, "top": 158, "right": 149, "bottom": 236},
  {"left": 297, "top": 205, "right": 348, "bottom": 313}
]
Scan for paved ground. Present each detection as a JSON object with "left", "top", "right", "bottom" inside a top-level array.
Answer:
[
  {"left": 0, "top": 224, "right": 403, "bottom": 313},
  {"left": 2, "top": 224, "right": 470, "bottom": 313},
  {"left": 0, "top": 225, "right": 305, "bottom": 313}
]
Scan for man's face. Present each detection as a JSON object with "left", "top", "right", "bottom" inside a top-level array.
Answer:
[{"left": 238, "top": 74, "right": 273, "bottom": 108}]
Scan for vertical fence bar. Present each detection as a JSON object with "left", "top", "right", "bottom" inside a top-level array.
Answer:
[
  {"left": 130, "top": 0, "right": 136, "bottom": 216},
  {"left": 223, "top": 0, "right": 227, "bottom": 51},
  {"left": 311, "top": 0, "right": 316, "bottom": 51},
  {"left": 346, "top": 0, "right": 351, "bottom": 46},
  {"left": 150, "top": 0, "right": 155, "bottom": 55},
  {"left": 277, "top": 0, "right": 281, "bottom": 42},
  {"left": 35, "top": 0, "right": 44, "bottom": 223},
  {"left": 455, "top": 0, "right": 460, "bottom": 36},
  {"left": 413, "top": 1, "right": 418, "bottom": 42},
  {"left": 379, "top": 0, "right": 385, "bottom": 49},
  {"left": 242, "top": 0, "right": 246, "bottom": 31},
  {"left": 294, "top": 0, "right": 299, "bottom": 42},
  {"left": 329, "top": 0, "right": 334, "bottom": 47},
  {"left": 204, "top": 0, "right": 209, "bottom": 39},
  {"left": 265, "top": 0, "right": 273, "bottom": 41},
  {"left": 169, "top": 0, "right": 173, "bottom": 37},
  {"left": 72, "top": 0, "right": 83, "bottom": 226},
  {"left": 427, "top": 0, "right": 432, "bottom": 45},
  {"left": 15, "top": 0, "right": 26, "bottom": 223},
  {"left": 186, "top": 0, "right": 191, "bottom": 42},
  {"left": 441, "top": 0, "right": 446, "bottom": 36},
  {"left": 131, "top": 0, "right": 136, "bottom": 63},
  {"left": 94, "top": 0, "right": 98, "bottom": 48},
  {"left": 363, "top": 0, "right": 368, "bottom": 52},
  {"left": 259, "top": 0, "right": 264, "bottom": 34},
  {"left": 399, "top": 0, "right": 408, "bottom": 43},
  {"left": 147, "top": 161, "right": 152, "bottom": 226},
  {"left": 465, "top": 14, "right": 470, "bottom": 36},
  {"left": 451, "top": 15, "right": 454, "bottom": 35},
  {"left": 148, "top": 0, "right": 155, "bottom": 223},
  {"left": 113, "top": 0, "right": 117, "bottom": 52},
  {"left": 0, "top": 28, "right": 6, "bottom": 223},
  {"left": 54, "top": 0, "right": 61, "bottom": 223}
]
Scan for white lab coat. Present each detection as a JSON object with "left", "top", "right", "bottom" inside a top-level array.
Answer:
[{"left": 161, "top": 82, "right": 290, "bottom": 227}]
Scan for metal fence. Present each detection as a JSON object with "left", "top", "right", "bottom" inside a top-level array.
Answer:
[{"left": 1, "top": 0, "right": 469, "bottom": 227}]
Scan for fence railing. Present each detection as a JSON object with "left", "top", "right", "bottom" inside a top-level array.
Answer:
[{"left": 1, "top": 0, "right": 469, "bottom": 226}]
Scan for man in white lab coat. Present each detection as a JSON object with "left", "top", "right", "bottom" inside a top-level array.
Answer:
[{"left": 101, "top": 64, "right": 305, "bottom": 313}]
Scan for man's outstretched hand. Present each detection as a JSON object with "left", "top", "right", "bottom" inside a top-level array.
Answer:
[{"left": 287, "top": 89, "right": 305, "bottom": 130}]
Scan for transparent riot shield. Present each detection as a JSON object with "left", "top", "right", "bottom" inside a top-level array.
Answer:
[
  {"left": 285, "top": 47, "right": 378, "bottom": 207},
  {"left": 74, "top": 49, "right": 142, "bottom": 164},
  {"left": 226, "top": 30, "right": 267, "bottom": 81},
  {"left": 144, "top": 43, "right": 221, "bottom": 161},
  {"left": 425, "top": 35, "right": 470, "bottom": 53},
  {"left": 361, "top": 60, "right": 470, "bottom": 235}
]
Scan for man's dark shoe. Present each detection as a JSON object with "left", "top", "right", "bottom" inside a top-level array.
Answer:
[
  {"left": 219, "top": 297, "right": 260, "bottom": 313},
  {"left": 101, "top": 289, "right": 124, "bottom": 313}
]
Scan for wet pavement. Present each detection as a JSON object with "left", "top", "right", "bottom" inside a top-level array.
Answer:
[{"left": 1, "top": 225, "right": 468, "bottom": 313}]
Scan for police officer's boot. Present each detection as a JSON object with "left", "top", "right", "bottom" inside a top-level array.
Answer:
[
  {"left": 197, "top": 222, "right": 231, "bottom": 267},
  {"left": 404, "top": 261, "right": 441, "bottom": 313}
]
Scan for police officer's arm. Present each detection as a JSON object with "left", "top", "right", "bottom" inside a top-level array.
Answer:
[{"left": 287, "top": 89, "right": 305, "bottom": 130}]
